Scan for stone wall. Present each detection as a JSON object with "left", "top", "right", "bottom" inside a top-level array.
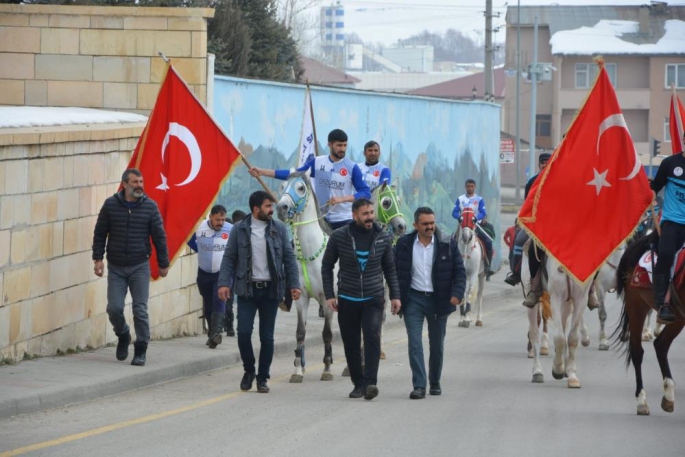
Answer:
[
  {"left": 0, "top": 124, "right": 203, "bottom": 363},
  {"left": 0, "top": 4, "right": 214, "bottom": 111}
]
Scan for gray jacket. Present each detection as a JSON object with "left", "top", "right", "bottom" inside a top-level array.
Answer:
[{"left": 218, "top": 215, "right": 300, "bottom": 299}]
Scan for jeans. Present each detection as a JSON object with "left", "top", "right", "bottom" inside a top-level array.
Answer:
[
  {"left": 196, "top": 269, "right": 227, "bottom": 318},
  {"left": 404, "top": 290, "right": 448, "bottom": 389},
  {"left": 337, "top": 296, "right": 384, "bottom": 387},
  {"left": 106, "top": 261, "right": 151, "bottom": 343},
  {"left": 237, "top": 286, "right": 279, "bottom": 381}
]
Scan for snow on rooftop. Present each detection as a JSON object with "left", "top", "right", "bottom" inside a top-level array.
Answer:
[
  {"left": 0, "top": 107, "right": 147, "bottom": 129},
  {"left": 550, "top": 19, "right": 685, "bottom": 55}
]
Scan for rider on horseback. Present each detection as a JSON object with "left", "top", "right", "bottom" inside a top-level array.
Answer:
[
  {"left": 452, "top": 179, "right": 494, "bottom": 277},
  {"left": 357, "top": 140, "right": 392, "bottom": 192},
  {"left": 649, "top": 134, "right": 685, "bottom": 323}
]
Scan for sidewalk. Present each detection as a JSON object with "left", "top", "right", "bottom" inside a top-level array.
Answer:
[{"left": 0, "top": 271, "right": 516, "bottom": 419}]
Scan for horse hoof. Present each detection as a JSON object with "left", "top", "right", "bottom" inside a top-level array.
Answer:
[
  {"left": 475, "top": 320, "right": 483, "bottom": 327},
  {"left": 463, "top": 321, "right": 471, "bottom": 328},
  {"left": 320, "top": 372, "right": 333, "bottom": 381},
  {"left": 581, "top": 339, "right": 591, "bottom": 348},
  {"left": 290, "top": 374, "right": 304, "bottom": 383},
  {"left": 527, "top": 350, "right": 534, "bottom": 358},
  {"left": 552, "top": 370, "right": 565, "bottom": 380},
  {"left": 342, "top": 367, "right": 350, "bottom": 377},
  {"left": 532, "top": 373, "right": 544, "bottom": 383},
  {"left": 661, "top": 397, "right": 675, "bottom": 413},
  {"left": 598, "top": 342, "right": 610, "bottom": 351},
  {"left": 637, "top": 405, "right": 651, "bottom": 416},
  {"left": 540, "top": 347, "right": 549, "bottom": 356},
  {"left": 567, "top": 378, "right": 581, "bottom": 389},
  {"left": 380, "top": 351, "right": 386, "bottom": 360}
]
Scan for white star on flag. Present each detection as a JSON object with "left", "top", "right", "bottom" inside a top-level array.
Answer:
[
  {"left": 586, "top": 168, "right": 611, "bottom": 195},
  {"left": 156, "top": 172, "right": 169, "bottom": 191}
]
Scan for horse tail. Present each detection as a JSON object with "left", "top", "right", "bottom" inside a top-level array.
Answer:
[{"left": 611, "top": 293, "right": 632, "bottom": 369}]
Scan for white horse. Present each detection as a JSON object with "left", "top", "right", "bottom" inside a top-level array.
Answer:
[
  {"left": 276, "top": 173, "right": 337, "bottom": 383},
  {"left": 524, "top": 249, "right": 593, "bottom": 387},
  {"left": 594, "top": 245, "right": 625, "bottom": 350},
  {"left": 454, "top": 207, "right": 486, "bottom": 327}
]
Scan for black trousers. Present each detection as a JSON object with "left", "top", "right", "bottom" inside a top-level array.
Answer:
[
  {"left": 337, "top": 296, "right": 384, "bottom": 387},
  {"left": 655, "top": 221, "right": 685, "bottom": 276}
]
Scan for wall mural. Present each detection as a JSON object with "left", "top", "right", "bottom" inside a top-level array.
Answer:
[{"left": 213, "top": 76, "right": 503, "bottom": 267}]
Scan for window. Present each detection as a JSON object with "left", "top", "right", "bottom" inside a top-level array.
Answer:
[
  {"left": 665, "top": 117, "right": 671, "bottom": 143},
  {"left": 665, "top": 64, "right": 685, "bottom": 89},
  {"left": 575, "top": 63, "right": 616, "bottom": 88},
  {"left": 536, "top": 114, "right": 552, "bottom": 137}
]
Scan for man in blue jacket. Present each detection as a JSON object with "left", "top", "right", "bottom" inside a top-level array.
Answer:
[
  {"left": 218, "top": 191, "right": 301, "bottom": 393},
  {"left": 395, "top": 207, "right": 466, "bottom": 399}
]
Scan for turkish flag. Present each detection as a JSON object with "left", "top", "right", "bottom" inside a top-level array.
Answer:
[
  {"left": 669, "top": 93, "right": 685, "bottom": 154},
  {"left": 518, "top": 64, "right": 652, "bottom": 283},
  {"left": 125, "top": 64, "right": 241, "bottom": 279}
]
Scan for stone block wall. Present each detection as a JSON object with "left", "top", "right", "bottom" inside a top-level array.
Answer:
[
  {"left": 0, "top": 4, "right": 214, "bottom": 112},
  {"left": 0, "top": 124, "right": 203, "bottom": 363}
]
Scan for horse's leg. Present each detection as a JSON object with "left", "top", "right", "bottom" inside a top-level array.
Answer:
[
  {"left": 541, "top": 315, "right": 549, "bottom": 356},
  {"left": 579, "top": 314, "right": 591, "bottom": 348},
  {"left": 475, "top": 273, "right": 485, "bottom": 326},
  {"left": 627, "top": 288, "right": 650, "bottom": 415},
  {"left": 654, "top": 322, "right": 685, "bottom": 413},
  {"left": 642, "top": 309, "right": 655, "bottom": 341},
  {"left": 559, "top": 298, "right": 573, "bottom": 365},
  {"left": 551, "top": 295, "right": 567, "bottom": 380},
  {"left": 290, "top": 297, "right": 308, "bottom": 383},
  {"left": 459, "top": 277, "right": 472, "bottom": 327},
  {"left": 598, "top": 298, "right": 610, "bottom": 351},
  {"left": 654, "top": 320, "right": 664, "bottom": 338},
  {"left": 320, "top": 299, "right": 335, "bottom": 381},
  {"left": 565, "top": 289, "right": 588, "bottom": 388},
  {"left": 529, "top": 304, "right": 544, "bottom": 383}
]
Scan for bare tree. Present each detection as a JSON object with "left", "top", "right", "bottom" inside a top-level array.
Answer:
[{"left": 277, "top": 0, "right": 320, "bottom": 50}]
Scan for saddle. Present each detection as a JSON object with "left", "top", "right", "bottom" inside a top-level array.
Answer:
[{"left": 632, "top": 248, "right": 685, "bottom": 319}]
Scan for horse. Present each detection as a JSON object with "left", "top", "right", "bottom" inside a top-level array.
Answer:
[
  {"left": 523, "top": 248, "right": 594, "bottom": 387},
  {"left": 276, "top": 172, "right": 337, "bottom": 383},
  {"left": 593, "top": 245, "right": 625, "bottom": 350},
  {"left": 614, "top": 232, "right": 684, "bottom": 415},
  {"left": 454, "top": 207, "right": 486, "bottom": 327}
]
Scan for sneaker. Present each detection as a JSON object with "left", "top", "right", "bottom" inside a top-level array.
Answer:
[
  {"left": 429, "top": 383, "right": 442, "bottom": 396},
  {"left": 256, "top": 380, "right": 270, "bottom": 393},
  {"left": 409, "top": 387, "right": 426, "bottom": 399},
  {"left": 349, "top": 385, "right": 364, "bottom": 398},
  {"left": 364, "top": 384, "right": 379, "bottom": 400},
  {"left": 240, "top": 372, "right": 256, "bottom": 391}
]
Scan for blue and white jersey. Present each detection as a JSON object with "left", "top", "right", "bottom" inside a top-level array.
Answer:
[
  {"left": 357, "top": 162, "right": 391, "bottom": 191},
  {"left": 187, "top": 220, "right": 233, "bottom": 273},
  {"left": 651, "top": 154, "right": 685, "bottom": 225},
  {"left": 275, "top": 155, "right": 371, "bottom": 223},
  {"left": 452, "top": 194, "right": 487, "bottom": 222}
]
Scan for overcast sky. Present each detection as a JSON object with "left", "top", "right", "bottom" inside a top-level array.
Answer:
[{"left": 323, "top": 0, "right": 685, "bottom": 46}]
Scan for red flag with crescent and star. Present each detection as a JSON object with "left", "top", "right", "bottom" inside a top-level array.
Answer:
[
  {"left": 669, "top": 91, "right": 685, "bottom": 154},
  {"left": 125, "top": 64, "right": 241, "bottom": 279},
  {"left": 518, "top": 63, "right": 652, "bottom": 283}
]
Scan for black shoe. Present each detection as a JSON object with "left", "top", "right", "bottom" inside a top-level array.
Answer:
[
  {"left": 226, "top": 318, "right": 235, "bottom": 337},
  {"left": 504, "top": 273, "right": 520, "bottom": 286},
  {"left": 115, "top": 331, "right": 131, "bottom": 361},
  {"left": 208, "top": 312, "right": 224, "bottom": 349},
  {"left": 130, "top": 342, "right": 147, "bottom": 366},
  {"left": 240, "top": 372, "right": 256, "bottom": 391},
  {"left": 364, "top": 384, "right": 379, "bottom": 400},
  {"left": 256, "top": 380, "right": 270, "bottom": 393},
  {"left": 409, "top": 387, "right": 426, "bottom": 399},
  {"left": 658, "top": 305, "right": 676, "bottom": 323},
  {"left": 349, "top": 385, "right": 364, "bottom": 398},
  {"left": 429, "top": 383, "right": 442, "bottom": 396}
]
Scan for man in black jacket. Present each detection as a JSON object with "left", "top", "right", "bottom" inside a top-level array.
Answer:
[
  {"left": 322, "top": 198, "right": 401, "bottom": 400},
  {"left": 92, "top": 169, "right": 169, "bottom": 367},
  {"left": 394, "top": 207, "right": 466, "bottom": 399}
]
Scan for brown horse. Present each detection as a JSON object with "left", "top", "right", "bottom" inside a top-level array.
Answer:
[{"left": 614, "top": 232, "right": 685, "bottom": 415}]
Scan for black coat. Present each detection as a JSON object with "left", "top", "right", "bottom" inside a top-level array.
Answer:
[
  {"left": 394, "top": 227, "right": 466, "bottom": 317},
  {"left": 322, "top": 222, "right": 400, "bottom": 301},
  {"left": 92, "top": 191, "right": 169, "bottom": 268}
]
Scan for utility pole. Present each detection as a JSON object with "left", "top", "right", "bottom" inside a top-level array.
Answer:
[
  {"left": 484, "top": 0, "right": 494, "bottom": 100},
  {"left": 528, "top": 16, "right": 539, "bottom": 179},
  {"left": 515, "top": 0, "right": 521, "bottom": 202}
]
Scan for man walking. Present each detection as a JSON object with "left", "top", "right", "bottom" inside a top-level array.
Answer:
[
  {"left": 321, "top": 198, "right": 401, "bottom": 400},
  {"left": 92, "top": 168, "right": 169, "bottom": 367},
  {"left": 218, "top": 191, "right": 301, "bottom": 393},
  {"left": 187, "top": 205, "right": 233, "bottom": 347},
  {"left": 395, "top": 207, "right": 466, "bottom": 399}
]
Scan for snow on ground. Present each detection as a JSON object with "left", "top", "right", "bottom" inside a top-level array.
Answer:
[
  {"left": 0, "top": 107, "right": 147, "bottom": 129},
  {"left": 550, "top": 19, "right": 685, "bottom": 55}
]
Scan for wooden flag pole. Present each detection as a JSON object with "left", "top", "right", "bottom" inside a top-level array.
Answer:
[
  {"left": 240, "top": 155, "right": 278, "bottom": 201},
  {"left": 307, "top": 80, "right": 320, "bottom": 157}
]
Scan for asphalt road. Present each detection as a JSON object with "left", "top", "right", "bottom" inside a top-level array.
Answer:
[{"left": 1, "top": 283, "right": 684, "bottom": 457}]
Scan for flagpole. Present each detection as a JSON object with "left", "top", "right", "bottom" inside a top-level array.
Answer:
[
  {"left": 308, "top": 81, "right": 320, "bottom": 157},
  {"left": 672, "top": 83, "right": 684, "bottom": 153}
]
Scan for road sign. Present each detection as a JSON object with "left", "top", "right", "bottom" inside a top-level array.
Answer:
[{"left": 500, "top": 137, "right": 515, "bottom": 163}]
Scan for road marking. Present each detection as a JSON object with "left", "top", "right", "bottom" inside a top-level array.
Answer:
[{"left": 1, "top": 334, "right": 410, "bottom": 456}]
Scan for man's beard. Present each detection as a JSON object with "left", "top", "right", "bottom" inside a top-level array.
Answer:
[
  {"left": 256, "top": 210, "right": 273, "bottom": 221},
  {"left": 129, "top": 188, "right": 144, "bottom": 198}
]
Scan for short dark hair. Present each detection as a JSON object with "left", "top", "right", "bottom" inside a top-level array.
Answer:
[
  {"left": 231, "top": 209, "right": 247, "bottom": 222},
  {"left": 210, "top": 204, "right": 227, "bottom": 216},
  {"left": 363, "top": 140, "right": 379, "bottom": 152},
  {"left": 352, "top": 198, "right": 373, "bottom": 212},
  {"left": 539, "top": 153, "right": 551, "bottom": 164},
  {"left": 249, "top": 191, "right": 275, "bottom": 212},
  {"left": 465, "top": 179, "right": 476, "bottom": 186},
  {"left": 328, "top": 129, "right": 348, "bottom": 143},
  {"left": 121, "top": 168, "right": 142, "bottom": 183},
  {"left": 414, "top": 206, "right": 435, "bottom": 223}
]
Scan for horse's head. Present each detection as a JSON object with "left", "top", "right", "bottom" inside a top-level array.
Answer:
[
  {"left": 277, "top": 172, "right": 312, "bottom": 222},
  {"left": 459, "top": 208, "right": 477, "bottom": 244},
  {"left": 373, "top": 182, "right": 406, "bottom": 237}
]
